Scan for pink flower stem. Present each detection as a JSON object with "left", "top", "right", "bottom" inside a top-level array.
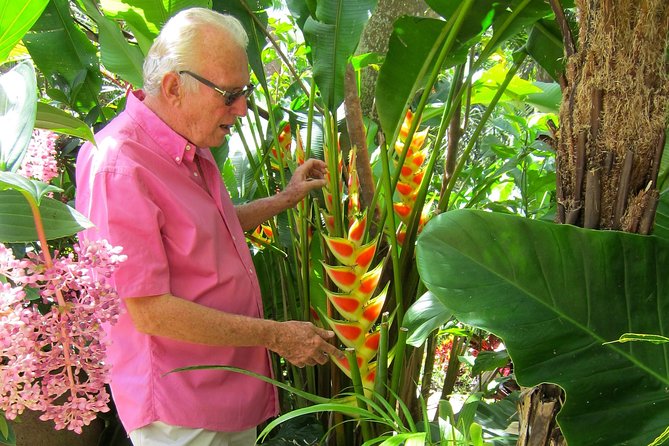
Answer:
[{"left": 23, "top": 193, "right": 78, "bottom": 397}]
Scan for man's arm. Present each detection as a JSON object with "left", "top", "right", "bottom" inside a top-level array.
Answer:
[
  {"left": 235, "top": 158, "right": 328, "bottom": 231},
  {"left": 125, "top": 293, "right": 343, "bottom": 367}
]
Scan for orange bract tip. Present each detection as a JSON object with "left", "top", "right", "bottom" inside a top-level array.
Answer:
[
  {"left": 396, "top": 181, "right": 414, "bottom": 197},
  {"left": 324, "top": 236, "right": 355, "bottom": 259},
  {"left": 411, "top": 151, "right": 426, "bottom": 167},
  {"left": 396, "top": 229, "right": 406, "bottom": 245},
  {"left": 354, "top": 242, "right": 376, "bottom": 271},
  {"left": 357, "top": 264, "right": 382, "bottom": 296},
  {"left": 362, "top": 299, "right": 384, "bottom": 323},
  {"left": 337, "top": 324, "right": 362, "bottom": 340},
  {"left": 364, "top": 331, "right": 381, "bottom": 351},
  {"left": 332, "top": 296, "right": 361, "bottom": 313},
  {"left": 348, "top": 215, "right": 366, "bottom": 243},
  {"left": 393, "top": 202, "right": 412, "bottom": 218},
  {"left": 323, "top": 264, "right": 359, "bottom": 292}
]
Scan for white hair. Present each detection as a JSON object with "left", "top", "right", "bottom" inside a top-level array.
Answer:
[{"left": 142, "top": 7, "right": 249, "bottom": 96}]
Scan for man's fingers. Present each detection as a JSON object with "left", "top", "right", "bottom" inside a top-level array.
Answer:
[{"left": 313, "top": 326, "right": 335, "bottom": 339}]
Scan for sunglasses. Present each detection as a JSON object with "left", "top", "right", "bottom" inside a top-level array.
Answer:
[{"left": 179, "top": 70, "right": 255, "bottom": 106}]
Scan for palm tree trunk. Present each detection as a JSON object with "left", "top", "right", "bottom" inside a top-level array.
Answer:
[{"left": 519, "top": 1, "right": 669, "bottom": 444}]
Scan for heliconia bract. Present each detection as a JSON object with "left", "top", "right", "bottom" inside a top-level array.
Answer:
[
  {"left": 393, "top": 110, "right": 432, "bottom": 243},
  {"left": 319, "top": 146, "right": 387, "bottom": 396}
]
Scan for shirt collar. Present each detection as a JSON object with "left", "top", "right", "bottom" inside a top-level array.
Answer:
[{"left": 125, "top": 90, "right": 198, "bottom": 165}]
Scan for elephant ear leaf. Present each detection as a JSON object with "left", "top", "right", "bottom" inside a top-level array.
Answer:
[{"left": 416, "top": 209, "right": 669, "bottom": 446}]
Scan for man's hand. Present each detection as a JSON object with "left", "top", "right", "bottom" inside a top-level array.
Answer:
[
  {"left": 282, "top": 158, "right": 328, "bottom": 207},
  {"left": 267, "top": 320, "right": 344, "bottom": 367},
  {"left": 235, "top": 158, "right": 328, "bottom": 230}
]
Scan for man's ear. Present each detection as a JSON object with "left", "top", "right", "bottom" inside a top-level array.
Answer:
[{"left": 161, "top": 72, "right": 183, "bottom": 106}]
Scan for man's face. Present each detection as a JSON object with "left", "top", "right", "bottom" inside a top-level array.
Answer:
[{"left": 178, "top": 31, "right": 250, "bottom": 148}]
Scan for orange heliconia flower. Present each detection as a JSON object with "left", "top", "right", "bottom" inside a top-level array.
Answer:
[
  {"left": 319, "top": 148, "right": 387, "bottom": 395},
  {"left": 393, "top": 110, "right": 432, "bottom": 240},
  {"left": 249, "top": 223, "right": 274, "bottom": 249}
]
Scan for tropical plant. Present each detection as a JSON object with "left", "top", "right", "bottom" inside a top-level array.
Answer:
[
  {"left": 413, "top": 1, "right": 669, "bottom": 445},
  {"left": 5, "top": 0, "right": 659, "bottom": 445}
]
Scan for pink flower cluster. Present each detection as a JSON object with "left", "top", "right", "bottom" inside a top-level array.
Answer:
[
  {"left": 18, "top": 129, "right": 60, "bottom": 183},
  {"left": 0, "top": 240, "right": 126, "bottom": 433}
]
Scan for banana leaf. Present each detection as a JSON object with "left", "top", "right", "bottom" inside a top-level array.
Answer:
[
  {"left": 100, "top": 0, "right": 210, "bottom": 53},
  {"left": 75, "top": 0, "right": 145, "bottom": 87},
  {"left": 0, "top": 0, "right": 49, "bottom": 62},
  {"left": 35, "top": 102, "right": 95, "bottom": 144},
  {"left": 302, "top": 0, "right": 376, "bottom": 110},
  {"left": 22, "top": 0, "right": 101, "bottom": 113},
  {"left": 525, "top": 18, "right": 567, "bottom": 83},
  {"left": 416, "top": 209, "right": 669, "bottom": 446}
]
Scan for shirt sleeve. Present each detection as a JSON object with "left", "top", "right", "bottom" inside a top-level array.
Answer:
[{"left": 82, "top": 168, "right": 171, "bottom": 299}]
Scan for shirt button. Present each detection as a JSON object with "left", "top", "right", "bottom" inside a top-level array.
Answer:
[
  {"left": 186, "top": 145, "right": 191, "bottom": 151},
  {"left": 193, "top": 172, "right": 198, "bottom": 177},
  {"left": 175, "top": 156, "right": 181, "bottom": 162}
]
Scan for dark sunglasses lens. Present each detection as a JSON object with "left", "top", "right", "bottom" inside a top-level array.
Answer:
[{"left": 225, "top": 87, "right": 252, "bottom": 105}]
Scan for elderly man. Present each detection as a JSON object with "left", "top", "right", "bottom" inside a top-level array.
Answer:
[{"left": 76, "top": 7, "right": 341, "bottom": 446}]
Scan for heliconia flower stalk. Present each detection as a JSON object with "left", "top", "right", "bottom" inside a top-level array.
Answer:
[
  {"left": 270, "top": 123, "right": 292, "bottom": 170},
  {"left": 319, "top": 147, "right": 387, "bottom": 396},
  {"left": 393, "top": 110, "right": 432, "bottom": 244},
  {"left": 249, "top": 223, "right": 274, "bottom": 249},
  {"left": 321, "top": 137, "right": 343, "bottom": 235}
]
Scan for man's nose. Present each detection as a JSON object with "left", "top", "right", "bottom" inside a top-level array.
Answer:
[{"left": 228, "top": 95, "right": 249, "bottom": 117}]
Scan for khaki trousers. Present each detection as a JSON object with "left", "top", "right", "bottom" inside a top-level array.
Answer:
[{"left": 129, "top": 421, "right": 256, "bottom": 446}]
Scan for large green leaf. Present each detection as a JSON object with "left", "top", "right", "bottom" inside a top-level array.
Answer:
[
  {"left": 22, "top": 0, "right": 101, "bottom": 112},
  {"left": 525, "top": 19, "right": 566, "bottom": 82},
  {"left": 416, "top": 209, "right": 669, "bottom": 446},
  {"left": 100, "top": 0, "right": 211, "bottom": 54},
  {"left": 76, "top": 0, "right": 145, "bottom": 87},
  {"left": 35, "top": 102, "right": 95, "bottom": 144},
  {"left": 376, "top": 17, "right": 452, "bottom": 138},
  {"left": 654, "top": 189, "right": 669, "bottom": 241},
  {"left": 525, "top": 81, "right": 561, "bottom": 114},
  {"left": 489, "top": 0, "right": 552, "bottom": 48},
  {"left": 0, "top": 62, "right": 36, "bottom": 172},
  {"left": 0, "top": 0, "right": 49, "bottom": 62},
  {"left": 376, "top": 0, "right": 557, "bottom": 138},
  {"left": 403, "top": 291, "right": 453, "bottom": 347},
  {"left": 0, "top": 189, "right": 93, "bottom": 242},
  {"left": 302, "top": 0, "right": 376, "bottom": 110},
  {"left": 469, "top": 63, "right": 542, "bottom": 106}
]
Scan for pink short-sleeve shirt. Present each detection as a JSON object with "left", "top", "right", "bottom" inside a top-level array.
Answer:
[{"left": 75, "top": 90, "right": 278, "bottom": 433}]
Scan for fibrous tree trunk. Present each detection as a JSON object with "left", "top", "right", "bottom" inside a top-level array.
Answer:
[
  {"left": 556, "top": 0, "right": 669, "bottom": 232},
  {"left": 520, "top": 1, "right": 669, "bottom": 445}
]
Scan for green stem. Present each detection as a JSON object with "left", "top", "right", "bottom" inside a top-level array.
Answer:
[
  {"left": 389, "top": 327, "right": 409, "bottom": 408},
  {"left": 379, "top": 141, "right": 404, "bottom": 324},
  {"left": 22, "top": 193, "right": 78, "bottom": 401},
  {"left": 440, "top": 53, "right": 527, "bottom": 211},
  {"left": 345, "top": 348, "right": 373, "bottom": 443},
  {"left": 324, "top": 112, "right": 344, "bottom": 237},
  {"left": 373, "top": 313, "right": 390, "bottom": 401},
  {"left": 238, "top": 0, "right": 324, "bottom": 115},
  {"left": 389, "top": 0, "right": 474, "bottom": 194}
]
